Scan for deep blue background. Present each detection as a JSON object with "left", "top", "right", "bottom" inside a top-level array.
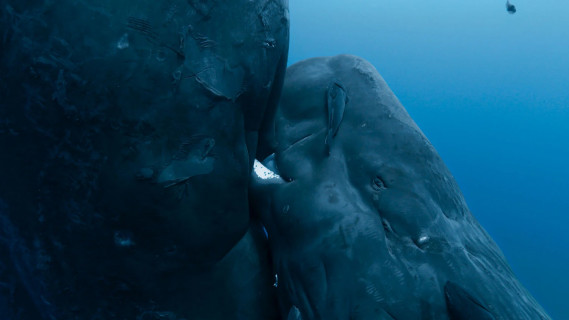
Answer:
[{"left": 287, "top": 1, "right": 569, "bottom": 318}]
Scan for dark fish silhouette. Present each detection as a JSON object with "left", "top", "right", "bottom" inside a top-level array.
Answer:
[
  {"left": 325, "top": 81, "right": 348, "bottom": 155},
  {"left": 506, "top": 0, "right": 517, "bottom": 14}
]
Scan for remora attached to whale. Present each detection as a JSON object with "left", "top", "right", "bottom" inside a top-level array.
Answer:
[{"left": 252, "top": 55, "right": 550, "bottom": 320}]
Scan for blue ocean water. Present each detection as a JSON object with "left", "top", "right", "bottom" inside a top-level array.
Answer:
[{"left": 288, "top": 1, "right": 569, "bottom": 318}]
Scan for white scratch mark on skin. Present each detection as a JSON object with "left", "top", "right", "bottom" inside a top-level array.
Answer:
[{"left": 254, "top": 159, "right": 281, "bottom": 180}]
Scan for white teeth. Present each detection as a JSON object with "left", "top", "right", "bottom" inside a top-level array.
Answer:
[{"left": 253, "top": 159, "right": 282, "bottom": 180}]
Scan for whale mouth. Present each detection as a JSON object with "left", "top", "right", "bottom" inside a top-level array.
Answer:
[
  {"left": 281, "top": 127, "right": 327, "bottom": 154},
  {"left": 289, "top": 132, "right": 315, "bottom": 148}
]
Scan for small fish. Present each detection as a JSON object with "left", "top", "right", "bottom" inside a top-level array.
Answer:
[
  {"left": 325, "top": 81, "right": 348, "bottom": 155},
  {"left": 506, "top": 0, "right": 516, "bottom": 14}
]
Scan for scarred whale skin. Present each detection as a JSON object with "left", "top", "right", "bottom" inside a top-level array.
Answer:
[
  {"left": 0, "top": 0, "right": 288, "bottom": 318},
  {"left": 252, "top": 55, "right": 549, "bottom": 319}
]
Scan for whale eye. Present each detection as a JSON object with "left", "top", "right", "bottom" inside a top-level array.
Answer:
[{"left": 372, "top": 176, "right": 386, "bottom": 191}]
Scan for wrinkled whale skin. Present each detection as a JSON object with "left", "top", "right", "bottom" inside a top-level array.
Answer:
[
  {"left": 444, "top": 281, "right": 495, "bottom": 320},
  {"left": 253, "top": 55, "right": 549, "bottom": 320},
  {"left": 0, "top": 0, "right": 288, "bottom": 318}
]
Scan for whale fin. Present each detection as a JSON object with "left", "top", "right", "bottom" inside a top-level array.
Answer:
[
  {"left": 325, "top": 81, "right": 348, "bottom": 155},
  {"left": 444, "top": 281, "right": 495, "bottom": 320}
]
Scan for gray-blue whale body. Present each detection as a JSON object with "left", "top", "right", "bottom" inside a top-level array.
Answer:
[
  {"left": 253, "top": 55, "right": 549, "bottom": 320},
  {"left": 0, "top": 0, "right": 288, "bottom": 318}
]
